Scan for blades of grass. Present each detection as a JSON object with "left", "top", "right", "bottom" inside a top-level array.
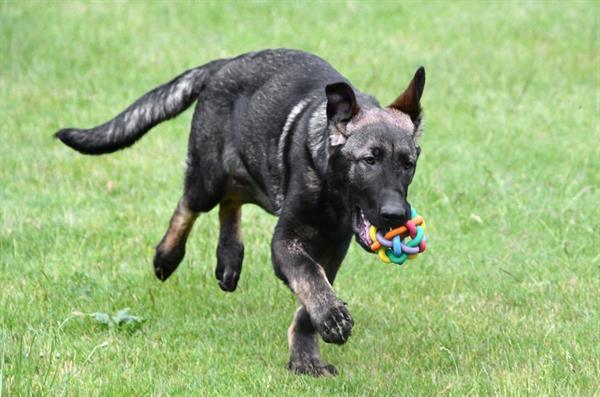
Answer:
[{"left": 0, "top": 330, "right": 5, "bottom": 397}]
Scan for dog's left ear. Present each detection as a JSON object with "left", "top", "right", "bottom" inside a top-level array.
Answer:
[
  {"left": 326, "top": 82, "right": 360, "bottom": 146},
  {"left": 389, "top": 66, "right": 425, "bottom": 129}
]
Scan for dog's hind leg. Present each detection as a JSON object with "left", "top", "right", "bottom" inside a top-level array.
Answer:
[
  {"left": 215, "top": 199, "right": 244, "bottom": 292},
  {"left": 153, "top": 131, "right": 228, "bottom": 281},
  {"left": 153, "top": 197, "right": 199, "bottom": 281},
  {"left": 287, "top": 306, "right": 337, "bottom": 376}
]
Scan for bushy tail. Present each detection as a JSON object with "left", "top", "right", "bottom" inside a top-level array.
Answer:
[{"left": 55, "top": 63, "right": 217, "bottom": 154}]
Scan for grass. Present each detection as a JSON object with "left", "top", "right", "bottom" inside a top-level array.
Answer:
[{"left": 1, "top": 0, "right": 598, "bottom": 395}]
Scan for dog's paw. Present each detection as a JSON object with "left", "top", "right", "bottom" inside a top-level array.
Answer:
[
  {"left": 287, "top": 360, "right": 338, "bottom": 377},
  {"left": 153, "top": 245, "right": 185, "bottom": 281},
  {"left": 215, "top": 263, "right": 241, "bottom": 292},
  {"left": 215, "top": 268, "right": 240, "bottom": 292},
  {"left": 215, "top": 241, "right": 243, "bottom": 292},
  {"left": 314, "top": 304, "right": 354, "bottom": 345}
]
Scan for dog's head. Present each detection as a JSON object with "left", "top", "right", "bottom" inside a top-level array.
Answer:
[{"left": 326, "top": 67, "right": 425, "bottom": 251}]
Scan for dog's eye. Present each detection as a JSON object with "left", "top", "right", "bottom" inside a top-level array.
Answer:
[
  {"left": 363, "top": 156, "right": 376, "bottom": 165},
  {"left": 404, "top": 161, "right": 415, "bottom": 170}
]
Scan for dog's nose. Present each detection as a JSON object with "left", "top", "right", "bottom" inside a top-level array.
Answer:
[{"left": 379, "top": 202, "right": 411, "bottom": 226}]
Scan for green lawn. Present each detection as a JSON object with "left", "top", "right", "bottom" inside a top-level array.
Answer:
[{"left": 1, "top": 1, "right": 598, "bottom": 395}]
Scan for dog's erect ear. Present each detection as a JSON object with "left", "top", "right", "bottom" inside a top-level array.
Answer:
[
  {"left": 326, "top": 82, "right": 360, "bottom": 146},
  {"left": 389, "top": 66, "right": 425, "bottom": 126},
  {"left": 326, "top": 82, "right": 359, "bottom": 123}
]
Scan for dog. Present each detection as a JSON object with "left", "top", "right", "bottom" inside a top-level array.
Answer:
[{"left": 55, "top": 49, "right": 425, "bottom": 376}]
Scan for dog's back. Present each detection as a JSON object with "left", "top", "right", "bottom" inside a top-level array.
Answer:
[
  {"left": 196, "top": 50, "right": 350, "bottom": 207},
  {"left": 55, "top": 49, "right": 343, "bottom": 167}
]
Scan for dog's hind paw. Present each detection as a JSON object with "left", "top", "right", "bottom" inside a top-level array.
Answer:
[
  {"left": 215, "top": 264, "right": 240, "bottom": 292},
  {"left": 315, "top": 304, "right": 354, "bottom": 345},
  {"left": 215, "top": 239, "right": 243, "bottom": 292},
  {"left": 287, "top": 360, "right": 337, "bottom": 377},
  {"left": 153, "top": 246, "right": 185, "bottom": 281}
]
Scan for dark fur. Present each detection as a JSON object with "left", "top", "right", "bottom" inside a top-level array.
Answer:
[{"left": 55, "top": 49, "right": 425, "bottom": 376}]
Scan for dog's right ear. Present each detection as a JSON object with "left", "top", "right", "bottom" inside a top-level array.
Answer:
[
  {"left": 389, "top": 66, "right": 425, "bottom": 128},
  {"left": 326, "top": 82, "right": 360, "bottom": 146}
]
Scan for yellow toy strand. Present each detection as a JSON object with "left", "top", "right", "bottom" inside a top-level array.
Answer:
[{"left": 377, "top": 248, "right": 391, "bottom": 263}]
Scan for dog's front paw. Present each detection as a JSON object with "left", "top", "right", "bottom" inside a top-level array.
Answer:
[
  {"left": 314, "top": 304, "right": 354, "bottom": 345},
  {"left": 287, "top": 360, "right": 337, "bottom": 377}
]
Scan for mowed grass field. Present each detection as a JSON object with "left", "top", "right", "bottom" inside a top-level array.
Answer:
[{"left": 1, "top": 1, "right": 598, "bottom": 395}]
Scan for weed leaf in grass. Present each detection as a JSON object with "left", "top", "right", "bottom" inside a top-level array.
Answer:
[
  {"left": 112, "top": 308, "right": 145, "bottom": 328},
  {"left": 91, "top": 312, "right": 112, "bottom": 326},
  {"left": 87, "top": 308, "right": 146, "bottom": 333}
]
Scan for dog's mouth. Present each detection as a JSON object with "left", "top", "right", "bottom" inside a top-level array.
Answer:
[{"left": 352, "top": 207, "right": 374, "bottom": 252}]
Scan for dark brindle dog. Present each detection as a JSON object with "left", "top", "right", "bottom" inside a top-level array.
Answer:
[{"left": 56, "top": 49, "right": 425, "bottom": 376}]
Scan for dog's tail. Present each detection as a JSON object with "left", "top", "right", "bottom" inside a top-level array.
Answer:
[{"left": 55, "top": 60, "right": 225, "bottom": 155}]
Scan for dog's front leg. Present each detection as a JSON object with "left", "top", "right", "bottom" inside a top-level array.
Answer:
[
  {"left": 272, "top": 233, "right": 353, "bottom": 375},
  {"left": 286, "top": 305, "right": 338, "bottom": 376},
  {"left": 272, "top": 236, "right": 353, "bottom": 344}
]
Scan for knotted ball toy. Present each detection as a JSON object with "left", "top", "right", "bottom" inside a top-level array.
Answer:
[{"left": 369, "top": 208, "right": 427, "bottom": 265}]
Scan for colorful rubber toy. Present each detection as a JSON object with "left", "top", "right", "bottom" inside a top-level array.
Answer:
[{"left": 369, "top": 208, "right": 427, "bottom": 265}]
